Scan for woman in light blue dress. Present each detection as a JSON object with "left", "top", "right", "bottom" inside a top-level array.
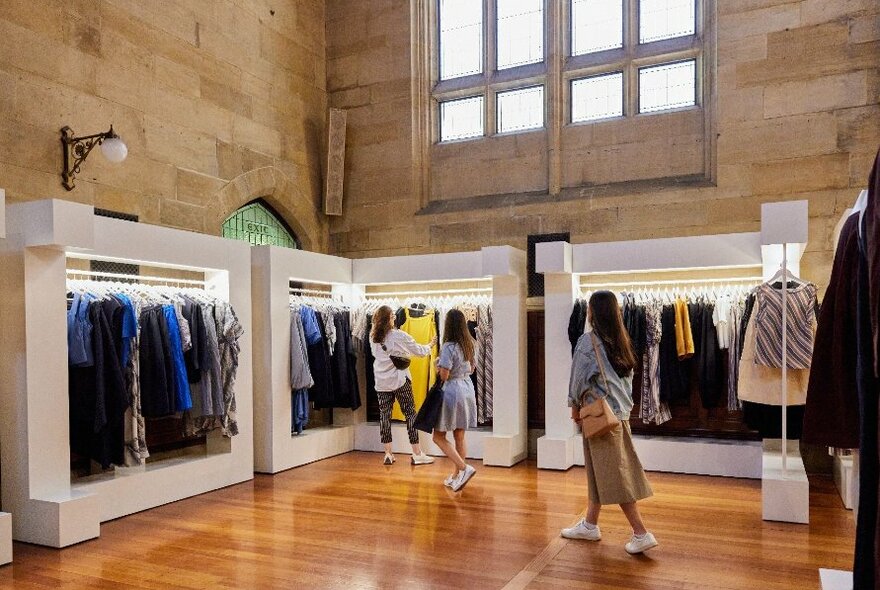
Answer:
[{"left": 432, "top": 308, "right": 478, "bottom": 492}]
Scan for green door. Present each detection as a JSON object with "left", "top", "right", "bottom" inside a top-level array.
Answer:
[{"left": 221, "top": 201, "right": 299, "bottom": 249}]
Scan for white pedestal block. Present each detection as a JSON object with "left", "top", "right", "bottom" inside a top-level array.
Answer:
[
  {"left": 537, "top": 435, "right": 577, "bottom": 470},
  {"left": 833, "top": 455, "right": 854, "bottom": 510},
  {"left": 819, "top": 568, "right": 852, "bottom": 590},
  {"left": 633, "top": 436, "right": 762, "bottom": 479},
  {"left": 483, "top": 433, "right": 528, "bottom": 467},
  {"left": 0, "top": 513, "right": 10, "bottom": 565},
  {"left": 762, "top": 441, "right": 809, "bottom": 524}
]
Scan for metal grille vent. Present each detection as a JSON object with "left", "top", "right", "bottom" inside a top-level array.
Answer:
[{"left": 527, "top": 233, "right": 570, "bottom": 297}]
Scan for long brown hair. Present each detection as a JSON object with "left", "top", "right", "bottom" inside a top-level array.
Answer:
[
  {"left": 588, "top": 291, "right": 636, "bottom": 378},
  {"left": 371, "top": 305, "right": 394, "bottom": 343},
  {"left": 443, "top": 308, "right": 475, "bottom": 364}
]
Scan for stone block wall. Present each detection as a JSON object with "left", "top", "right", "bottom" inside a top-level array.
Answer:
[
  {"left": 327, "top": 0, "right": 880, "bottom": 292},
  {"left": 0, "top": 0, "right": 328, "bottom": 251}
]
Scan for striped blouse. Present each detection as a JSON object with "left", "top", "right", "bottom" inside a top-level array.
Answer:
[{"left": 753, "top": 282, "right": 817, "bottom": 370}]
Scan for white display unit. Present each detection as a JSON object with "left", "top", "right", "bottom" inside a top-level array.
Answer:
[
  {"left": 535, "top": 201, "right": 805, "bottom": 478},
  {"left": 251, "top": 245, "right": 359, "bottom": 474},
  {"left": 0, "top": 200, "right": 254, "bottom": 548},
  {"left": 352, "top": 246, "right": 529, "bottom": 467}
]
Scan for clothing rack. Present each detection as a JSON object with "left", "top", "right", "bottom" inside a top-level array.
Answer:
[
  {"left": 364, "top": 287, "right": 492, "bottom": 298},
  {"left": 580, "top": 276, "right": 764, "bottom": 290},
  {"left": 66, "top": 268, "right": 206, "bottom": 287}
]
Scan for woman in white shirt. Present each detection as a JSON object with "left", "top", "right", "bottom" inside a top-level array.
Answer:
[{"left": 371, "top": 305, "right": 436, "bottom": 466}]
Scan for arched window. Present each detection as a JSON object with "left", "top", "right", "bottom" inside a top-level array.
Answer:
[{"left": 221, "top": 199, "right": 300, "bottom": 249}]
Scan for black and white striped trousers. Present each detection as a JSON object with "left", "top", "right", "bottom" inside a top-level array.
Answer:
[{"left": 377, "top": 379, "right": 419, "bottom": 445}]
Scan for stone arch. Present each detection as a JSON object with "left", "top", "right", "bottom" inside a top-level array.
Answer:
[{"left": 211, "top": 166, "right": 325, "bottom": 252}]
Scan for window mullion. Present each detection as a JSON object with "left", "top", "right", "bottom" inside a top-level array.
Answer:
[
  {"left": 626, "top": 0, "right": 639, "bottom": 116},
  {"left": 486, "top": 0, "right": 496, "bottom": 135}
]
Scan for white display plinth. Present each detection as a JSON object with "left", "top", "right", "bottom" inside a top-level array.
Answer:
[
  {"left": 251, "top": 245, "right": 357, "bottom": 474},
  {"left": 0, "top": 200, "right": 254, "bottom": 547},
  {"left": 819, "top": 568, "right": 852, "bottom": 590},
  {"left": 630, "top": 436, "right": 762, "bottom": 478},
  {"left": 762, "top": 440, "right": 809, "bottom": 524},
  {"left": 833, "top": 454, "right": 854, "bottom": 510}
]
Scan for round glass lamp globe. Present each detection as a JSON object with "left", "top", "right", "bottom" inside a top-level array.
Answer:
[{"left": 101, "top": 136, "right": 128, "bottom": 163}]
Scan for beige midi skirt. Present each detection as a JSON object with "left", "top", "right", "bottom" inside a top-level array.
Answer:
[{"left": 582, "top": 421, "right": 653, "bottom": 506}]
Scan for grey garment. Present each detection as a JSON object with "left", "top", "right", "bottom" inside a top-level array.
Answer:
[
  {"left": 436, "top": 342, "right": 477, "bottom": 430},
  {"left": 216, "top": 302, "right": 243, "bottom": 437},
  {"left": 475, "top": 304, "right": 493, "bottom": 423},
  {"left": 350, "top": 307, "right": 368, "bottom": 346},
  {"left": 568, "top": 332, "right": 634, "bottom": 422},
  {"left": 435, "top": 382, "right": 477, "bottom": 431},
  {"left": 727, "top": 300, "right": 744, "bottom": 411},
  {"left": 639, "top": 302, "right": 671, "bottom": 426},
  {"left": 174, "top": 301, "right": 192, "bottom": 352},
  {"left": 184, "top": 303, "right": 224, "bottom": 437},
  {"left": 124, "top": 298, "right": 149, "bottom": 466},
  {"left": 320, "top": 308, "right": 337, "bottom": 356},
  {"left": 290, "top": 309, "right": 314, "bottom": 390}
]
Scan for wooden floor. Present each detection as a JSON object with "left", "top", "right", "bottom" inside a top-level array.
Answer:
[{"left": 0, "top": 452, "right": 854, "bottom": 589}]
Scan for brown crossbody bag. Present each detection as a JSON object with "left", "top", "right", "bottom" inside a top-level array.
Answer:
[{"left": 578, "top": 332, "right": 621, "bottom": 439}]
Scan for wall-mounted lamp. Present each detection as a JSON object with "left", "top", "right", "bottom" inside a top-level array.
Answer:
[{"left": 60, "top": 125, "right": 128, "bottom": 191}]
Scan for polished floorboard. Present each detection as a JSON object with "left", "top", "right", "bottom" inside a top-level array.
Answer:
[{"left": 0, "top": 452, "right": 854, "bottom": 589}]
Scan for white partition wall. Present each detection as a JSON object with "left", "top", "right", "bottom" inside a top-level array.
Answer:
[
  {"left": 0, "top": 200, "right": 254, "bottom": 548},
  {"left": 351, "top": 246, "right": 529, "bottom": 467},
  {"left": 536, "top": 224, "right": 780, "bottom": 474},
  {"left": 251, "top": 245, "right": 358, "bottom": 474}
]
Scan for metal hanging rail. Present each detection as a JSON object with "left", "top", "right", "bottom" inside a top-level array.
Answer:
[
  {"left": 66, "top": 268, "right": 206, "bottom": 286},
  {"left": 364, "top": 287, "right": 493, "bottom": 298},
  {"left": 289, "top": 288, "right": 338, "bottom": 296},
  {"left": 580, "top": 276, "right": 764, "bottom": 290}
]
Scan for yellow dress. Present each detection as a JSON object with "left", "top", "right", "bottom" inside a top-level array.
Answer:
[
  {"left": 674, "top": 297, "right": 694, "bottom": 360},
  {"left": 393, "top": 309, "right": 438, "bottom": 420}
]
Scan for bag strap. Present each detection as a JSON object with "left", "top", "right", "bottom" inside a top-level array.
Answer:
[{"left": 589, "top": 332, "right": 611, "bottom": 399}]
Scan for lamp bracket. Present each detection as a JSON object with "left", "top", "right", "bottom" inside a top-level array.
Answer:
[{"left": 60, "top": 125, "right": 117, "bottom": 191}]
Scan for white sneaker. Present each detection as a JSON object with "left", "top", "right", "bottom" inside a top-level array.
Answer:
[
  {"left": 452, "top": 465, "right": 476, "bottom": 491},
  {"left": 383, "top": 453, "right": 395, "bottom": 465},
  {"left": 561, "top": 518, "right": 601, "bottom": 541},
  {"left": 411, "top": 453, "right": 435, "bottom": 465},
  {"left": 625, "top": 532, "right": 658, "bottom": 554},
  {"left": 443, "top": 473, "right": 457, "bottom": 487}
]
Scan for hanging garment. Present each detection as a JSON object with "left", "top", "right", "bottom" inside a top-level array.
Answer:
[
  {"left": 139, "top": 306, "right": 175, "bottom": 418},
  {"left": 182, "top": 298, "right": 206, "bottom": 384},
  {"left": 163, "top": 304, "right": 193, "bottom": 412},
  {"left": 307, "top": 312, "right": 334, "bottom": 410},
  {"left": 290, "top": 309, "right": 314, "bottom": 390},
  {"left": 855, "top": 210, "right": 880, "bottom": 589},
  {"left": 292, "top": 389, "right": 309, "bottom": 434},
  {"left": 659, "top": 304, "right": 690, "bottom": 405},
  {"left": 753, "top": 282, "right": 818, "bottom": 370},
  {"left": 623, "top": 296, "right": 647, "bottom": 359},
  {"left": 330, "top": 310, "right": 361, "bottom": 410},
  {"left": 119, "top": 295, "right": 148, "bottom": 466},
  {"left": 569, "top": 300, "right": 588, "bottom": 354},
  {"left": 640, "top": 302, "right": 670, "bottom": 425},
  {"left": 737, "top": 300, "right": 811, "bottom": 406},
  {"left": 862, "top": 146, "right": 880, "bottom": 378},
  {"left": 364, "top": 313, "right": 379, "bottom": 421},
  {"left": 68, "top": 291, "right": 96, "bottom": 367},
  {"left": 394, "top": 308, "right": 437, "bottom": 419},
  {"left": 726, "top": 300, "right": 745, "bottom": 412},
  {"left": 693, "top": 301, "right": 723, "bottom": 409},
  {"left": 713, "top": 294, "right": 732, "bottom": 350},
  {"left": 215, "top": 302, "right": 243, "bottom": 437},
  {"left": 803, "top": 213, "right": 860, "bottom": 449},
  {"left": 69, "top": 299, "right": 129, "bottom": 470},
  {"left": 674, "top": 297, "right": 694, "bottom": 360},
  {"left": 476, "top": 304, "right": 493, "bottom": 425}
]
